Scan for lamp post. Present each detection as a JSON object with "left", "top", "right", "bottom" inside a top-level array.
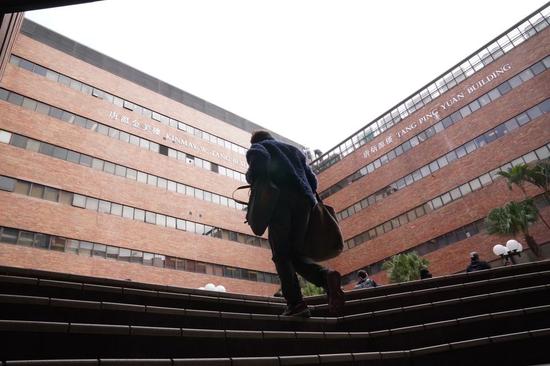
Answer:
[{"left": 493, "top": 240, "right": 524, "bottom": 265}]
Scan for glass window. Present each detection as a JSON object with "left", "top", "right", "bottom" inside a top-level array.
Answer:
[
  {"left": 497, "top": 82, "right": 512, "bottom": 95},
  {"left": 134, "top": 208, "right": 145, "bottom": 222},
  {"left": 147, "top": 175, "right": 157, "bottom": 186},
  {"left": 1, "top": 227, "right": 18, "bottom": 244},
  {"left": 7, "top": 92, "right": 24, "bottom": 106},
  {"left": 71, "top": 194, "right": 86, "bottom": 208},
  {"left": 106, "top": 246, "right": 119, "bottom": 259},
  {"left": 85, "top": 197, "right": 99, "bottom": 211},
  {"left": 455, "top": 146, "right": 467, "bottom": 158},
  {"left": 18, "top": 231, "right": 34, "bottom": 246},
  {"left": 137, "top": 171, "right": 147, "bottom": 183},
  {"left": 119, "top": 248, "right": 131, "bottom": 261},
  {"left": 98, "top": 200, "right": 111, "bottom": 213},
  {"left": 103, "top": 162, "right": 116, "bottom": 175},
  {"left": 29, "top": 184, "right": 45, "bottom": 199},
  {"left": 527, "top": 106, "right": 542, "bottom": 120},
  {"left": 523, "top": 151, "right": 537, "bottom": 164},
  {"left": 50, "top": 237, "right": 66, "bottom": 252},
  {"left": 415, "top": 206, "right": 425, "bottom": 218},
  {"left": 115, "top": 165, "right": 126, "bottom": 177},
  {"left": 126, "top": 168, "right": 137, "bottom": 180},
  {"left": 450, "top": 188, "right": 462, "bottom": 200},
  {"left": 535, "top": 146, "right": 550, "bottom": 160},
  {"left": 459, "top": 183, "right": 472, "bottom": 195},
  {"left": 470, "top": 178, "right": 482, "bottom": 191},
  {"left": 92, "top": 244, "right": 107, "bottom": 258},
  {"left": 78, "top": 241, "right": 93, "bottom": 256},
  {"left": 122, "top": 206, "right": 134, "bottom": 219},
  {"left": 156, "top": 214, "right": 166, "bottom": 227},
  {"left": 446, "top": 151, "right": 457, "bottom": 163},
  {"left": 420, "top": 166, "right": 431, "bottom": 177},
  {"left": 432, "top": 196, "right": 443, "bottom": 209},
  {"left": 166, "top": 216, "right": 176, "bottom": 229},
  {"left": 79, "top": 154, "right": 92, "bottom": 167},
  {"left": 519, "top": 68, "right": 534, "bottom": 82},
  {"left": 67, "top": 151, "right": 80, "bottom": 164},
  {"left": 43, "top": 187, "right": 59, "bottom": 202},
  {"left": 407, "top": 210, "right": 417, "bottom": 222},
  {"left": 0, "top": 176, "right": 16, "bottom": 191},
  {"left": 129, "top": 135, "right": 140, "bottom": 145},
  {"left": 464, "top": 141, "right": 477, "bottom": 154},
  {"left": 0, "top": 130, "right": 12, "bottom": 144},
  {"left": 469, "top": 99, "right": 481, "bottom": 112},
  {"left": 441, "top": 192, "right": 452, "bottom": 204},
  {"left": 142, "top": 252, "right": 154, "bottom": 266},
  {"left": 145, "top": 211, "right": 156, "bottom": 224},
  {"left": 21, "top": 97, "right": 37, "bottom": 111},
  {"left": 479, "top": 173, "right": 492, "bottom": 186},
  {"left": 91, "top": 158, "right": 104, "bottom": 171},
  {"left": 14, "top": 180, "right": 31, "bottom": 195},
  {"left": 111, "top": 203, "right": 123, "bottom": 216},
  {"left": 65, "top": 239, "right": 79, "bottom": 254},
  {"left": 11, "top": 135, "right": 28, "bottom": 149},
  {"left": 97, "top": 124, "right": 109, "bottom": 135},
  {"left": 129, "top": 250, "right": 143, "bottom": 263}
]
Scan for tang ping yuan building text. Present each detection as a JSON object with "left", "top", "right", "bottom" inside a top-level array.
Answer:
[{"left": 0, "top": 4, "right": 549, "bottom": 295}]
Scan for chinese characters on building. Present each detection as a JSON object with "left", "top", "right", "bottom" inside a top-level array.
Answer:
[
  {"left": 362, "top": 63, "right": 512, "bottom": 159},
  {"left": 108, "top": 111, "right": 247, "bottom": 168}
]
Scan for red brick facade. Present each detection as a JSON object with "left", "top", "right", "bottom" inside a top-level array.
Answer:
[{"left": 0, "top": 14, "right": 549, "bottom": 296}]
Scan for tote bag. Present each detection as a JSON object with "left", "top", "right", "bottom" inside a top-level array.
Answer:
[
  {"left": 299, "top": 193, "right": 343, "bottom": 261},
  {"left": 233, "top": 176, "right": 280, "bottom": 237}
]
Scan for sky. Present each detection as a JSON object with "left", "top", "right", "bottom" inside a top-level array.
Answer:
[{"left": 26, "top": 0, "right": 548, "bottom": 153}]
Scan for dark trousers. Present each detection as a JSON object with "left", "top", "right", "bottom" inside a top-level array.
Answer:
[{"left": 268, "top": 189, "right": 328, "bottom": 305}]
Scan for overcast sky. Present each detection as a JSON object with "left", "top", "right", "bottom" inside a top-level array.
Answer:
[{"left": 26, "top": 0, "right": 547, "bottom": 152}]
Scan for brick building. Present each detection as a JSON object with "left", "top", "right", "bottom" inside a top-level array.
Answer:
[
  {"left": 0, "top": 18, "right": 297, "bottom": 296},
  {"left": 0, "top": 4, "right": 549, "bottom": 295},
  {"left": 313, "top": 4, "right": 550, "bottom": 287}
]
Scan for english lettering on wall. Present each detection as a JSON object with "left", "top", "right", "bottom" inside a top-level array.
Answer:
[
  {"left": 108, "top": 112, "right": 247, "bottom": 168},
  {"left": 362, "top": 63, "right": 512, "bottom": 159}
]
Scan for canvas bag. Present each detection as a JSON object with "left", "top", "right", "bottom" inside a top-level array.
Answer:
[
  {"left": 299, "top": 192, "right": 343, "bottom": 261},
  {"left": 233, "top": 175, "right": 280, "bottom": 237}
]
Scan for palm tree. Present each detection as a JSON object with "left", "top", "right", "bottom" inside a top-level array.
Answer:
[
  {"left": 382, "top": 252, "right": 429, "bottom": 283},
  {"left": 527, "top": 159, "right": 550, "bottom": 202},
  {"left": 485, "top": 199, "right": 542, "bottom": 258},
  {"left": 498, "top": 163, "right": 531, "bottom": 195},
  {"left": 498, "top": 161, "right": 550, "bottom": 229},
  {"left": 301, "top": 281, "right": 325, "bottom": 296}
]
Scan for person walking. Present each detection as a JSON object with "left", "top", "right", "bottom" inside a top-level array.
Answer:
[
  {"left": 246, "top": 131, "right": 345, "bottom": 317},
  {"left": 419, "top": 268, "right": 433, "bottom": 279},
  {"left": 466, "top": 252, "right": 491, "bottom": 272},
  {"left": 354, "top": 270, "right": 377, "bottom": 289}
]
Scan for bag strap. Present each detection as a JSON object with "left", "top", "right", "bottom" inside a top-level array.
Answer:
[
  {"left": 232, "top": 185, "right": 251, "bottom": 206},
  {"left": 315, "top": 192, "right": 323, "bottom": 204}
]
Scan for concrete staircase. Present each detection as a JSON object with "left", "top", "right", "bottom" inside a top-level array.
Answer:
[{"left": 1, "top": 261, "right": 550, "bottom": 365}]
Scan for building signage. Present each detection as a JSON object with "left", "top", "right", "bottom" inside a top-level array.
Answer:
[
  {"left": 363, "top": 63, "right": 512, "bottom": 159},
  {"left": 108, "top": 111, "right": 247, "bottom": 168}
]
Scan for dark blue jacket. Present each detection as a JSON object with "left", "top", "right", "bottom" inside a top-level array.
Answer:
[{"left": 246, "top": 139, "right": 318, "bottom": 205}]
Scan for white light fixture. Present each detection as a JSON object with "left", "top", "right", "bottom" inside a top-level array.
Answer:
[
  {"left": 493, "top": 244, "right": 508, "bottom": 257},
  {"left": 506, "top": 239, "right": 523, "bottom": 253}
]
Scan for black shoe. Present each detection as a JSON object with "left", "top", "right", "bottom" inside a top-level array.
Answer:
[
  {"left": 281, "top": 301, "right": 311, "bottom": 318},
  {"left": 326, "top": 270, "right": 345, "bottom": 315}
]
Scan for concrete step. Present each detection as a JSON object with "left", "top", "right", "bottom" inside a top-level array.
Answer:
[{"left": 2, "top": 327, "right": 549, "bottom": 365}]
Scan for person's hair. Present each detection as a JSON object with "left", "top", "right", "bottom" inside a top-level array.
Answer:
[
  {"left": 357, "top": 270, "right": 368, "bottom": 279},
  {"left": 250, "top": 130, "right": 274, "bottom": 144},
  {"left": 470, "top": 252, "right": 479, "bottom": 260}
]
